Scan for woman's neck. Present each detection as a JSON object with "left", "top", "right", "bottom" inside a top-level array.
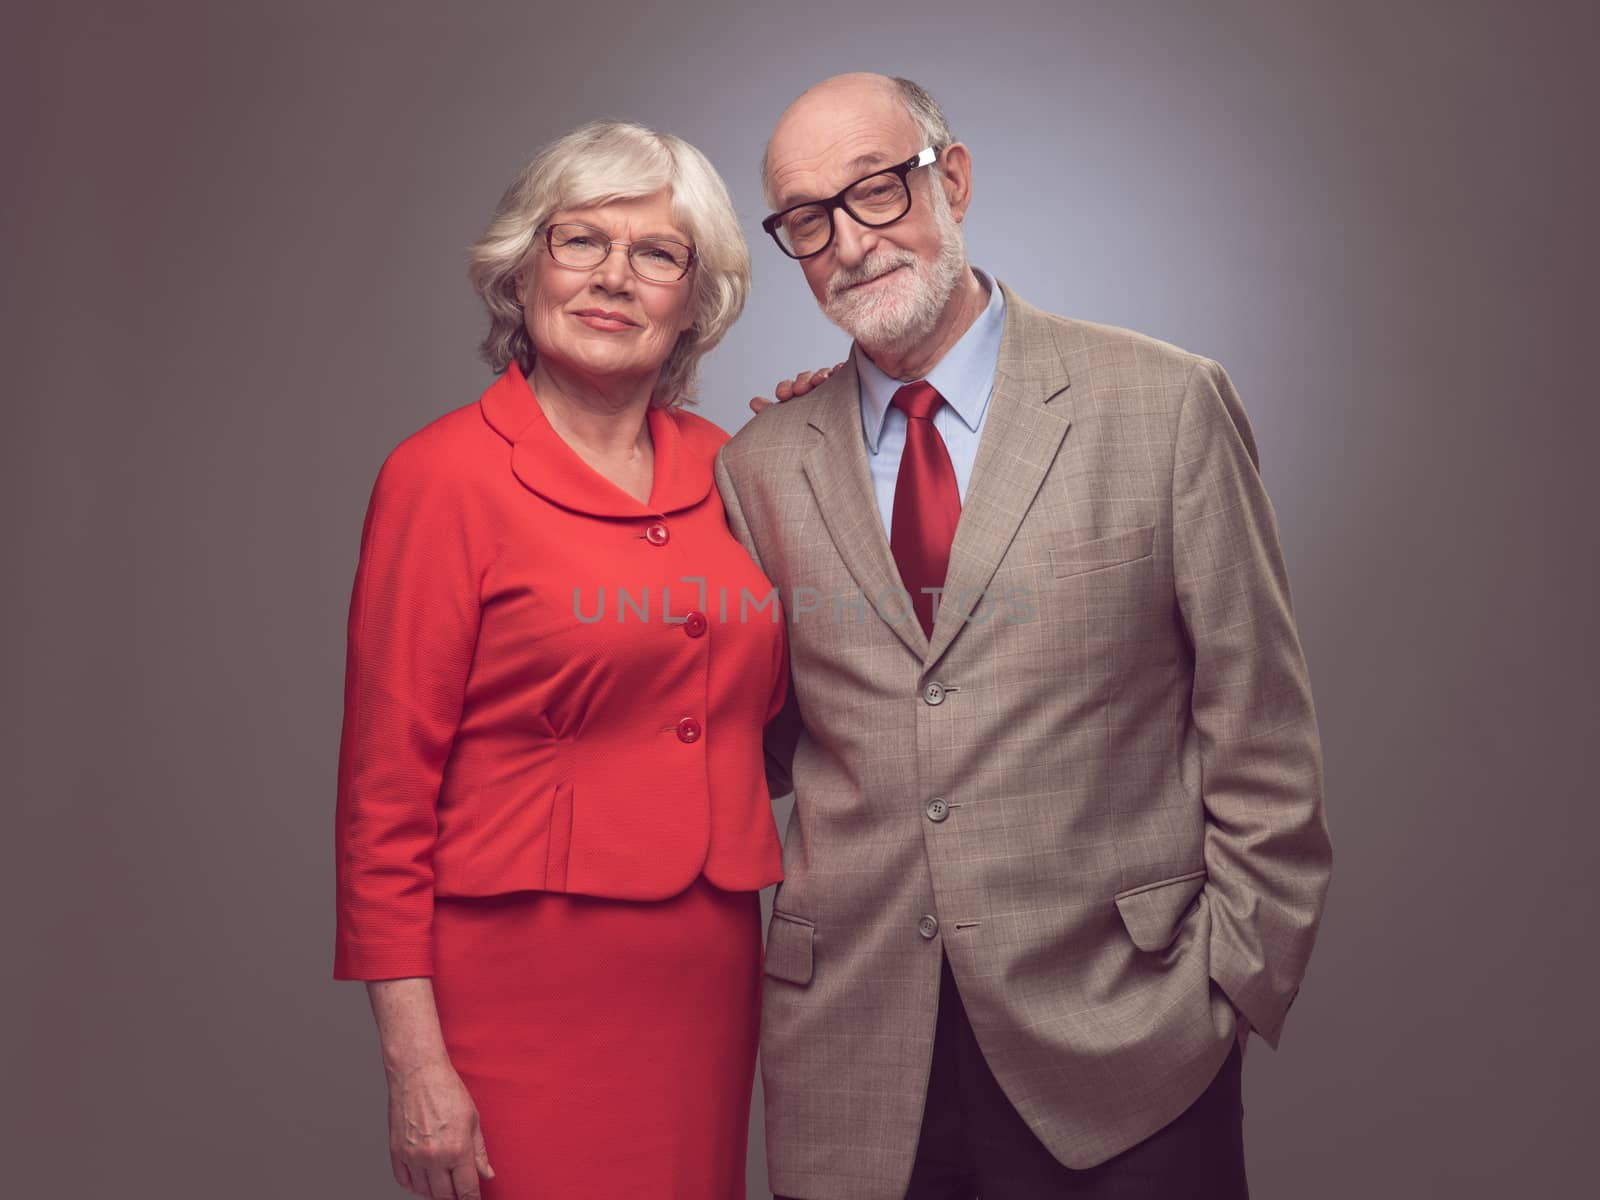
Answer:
[{"left": 528, "top": 359, "right": 657, "bottom": 503}]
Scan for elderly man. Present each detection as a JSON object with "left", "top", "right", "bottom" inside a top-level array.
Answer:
[{"left": 715, "top": 73, "right": 1332, "bottom": 1200}]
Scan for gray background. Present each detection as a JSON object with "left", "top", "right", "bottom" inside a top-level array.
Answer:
[{"left": 4, "top": 0, "right": 1595, "bottom": 1195}]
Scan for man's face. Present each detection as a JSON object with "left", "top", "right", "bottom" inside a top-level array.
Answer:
[{"left": 765, "top": 79, "right": 970, "bottom": 350}]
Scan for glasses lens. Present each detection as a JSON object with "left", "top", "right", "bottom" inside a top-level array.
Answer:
[
  {"left": 777, "top": 205, "right": 833, "bottom": 257},
  {"left": 547, "top": 224, "right": 607, "bottom": 268},
  {"left": 629, "top": 238, "right": 693, "bottom": 282},
  {"left": 844, "top": 172, "right": 911, "bottom": 226}
]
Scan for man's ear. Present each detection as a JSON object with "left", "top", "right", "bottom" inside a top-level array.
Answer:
[{"left": 939, "top": 142, "right": 974, "bottom": 223}]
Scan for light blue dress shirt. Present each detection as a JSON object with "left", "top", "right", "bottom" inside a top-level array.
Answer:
[{"left": 855, "top": 270, "right": 1006, "bottom": 538}]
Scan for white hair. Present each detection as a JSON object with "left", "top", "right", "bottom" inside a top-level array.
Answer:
[
  {"left": 820, "top": 176, "right": 967, "bottom": 352},
  {"left": 889, "top": 77, "right": 954, "bottom": 157},
  {"left": 469, "top": 121, "right": 750, "bottom": 408}
]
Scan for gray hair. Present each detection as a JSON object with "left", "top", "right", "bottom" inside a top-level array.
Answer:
[
  {"left": 891, "top": 77, "right": 954, "bottom": 155},
  {"left": 761, "top": 76, "right": 955, "bottom": 209},
  {"left": 469, "top": 121, "right": 751, "bottom": 408}
]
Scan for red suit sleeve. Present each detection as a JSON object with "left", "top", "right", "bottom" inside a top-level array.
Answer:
[{"left": 333, "top": 437, "right": 486, "bottom": 980}]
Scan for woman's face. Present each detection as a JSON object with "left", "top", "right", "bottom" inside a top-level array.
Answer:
[{"left": 515, "top": 188, "right": 697, "bottom": 394}]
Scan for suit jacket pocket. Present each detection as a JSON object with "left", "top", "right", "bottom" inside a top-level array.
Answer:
[
  {"left": 1114, "top": 868, "right": 1206, "bottom": 952},
  {"left": 1051, "top": 524, "right": 1155, "bottom": 578},
  {"left": 764, "top": 910, "right": 814, "bottom": 985}
]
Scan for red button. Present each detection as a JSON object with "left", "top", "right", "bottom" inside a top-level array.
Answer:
[
  {"left": 683, "top": 611, "right": 708, "bottom": 638},
  {"left": 644, "top": 521, "right": 669, "bottom": 546},
  {"left": 676, "top": 717, "right": 702, "bottom": 743}
]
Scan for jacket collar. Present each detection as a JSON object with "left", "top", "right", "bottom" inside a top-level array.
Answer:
[
  {"left": 800, "top": 280, "right": 1073, "bottom": 665},
  {"left": 479, "top": 363, "right": 712, "bottom": 517}
]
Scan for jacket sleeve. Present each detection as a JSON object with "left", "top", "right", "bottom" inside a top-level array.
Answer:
[
  {"left": 1171, "top": 358, "right": 1333, "bottom": 1048},
  {"left": 333, "top": 440, "right": 485, "bottom": 980},
  {"left": 715, "top": 445, "right": 799, "bottom": 800}
]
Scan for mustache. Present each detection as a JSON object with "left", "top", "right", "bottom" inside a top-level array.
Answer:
[{"left": 826, "top": 250, "right": 920, "bottom": 301}]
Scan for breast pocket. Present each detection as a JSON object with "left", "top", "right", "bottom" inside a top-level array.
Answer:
[{"left": 1050, "top": 524, "right": 1155, "bottom": 578}]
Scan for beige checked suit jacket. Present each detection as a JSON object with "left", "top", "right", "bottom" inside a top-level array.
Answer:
[{"left": 714, "top": 283, "right": 1331, "bottom": 1199}]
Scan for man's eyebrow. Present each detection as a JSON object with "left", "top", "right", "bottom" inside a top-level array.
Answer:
[
  {"left": 844, "top": 151, "right": 893, "bottom": 173},
  {"left": 775, "top": 152, "right": 897, "bottom": 210}
]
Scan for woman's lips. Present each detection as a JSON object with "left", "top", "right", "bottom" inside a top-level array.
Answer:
[{"left": 574, "top": 310, "right": 636, "bottom": 332}]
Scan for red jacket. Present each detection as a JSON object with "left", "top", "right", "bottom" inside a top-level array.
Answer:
[{"left": 334, "top": 366, "right": 787, "bottom": 980}]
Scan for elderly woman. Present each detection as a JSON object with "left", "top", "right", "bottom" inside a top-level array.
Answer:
[{"left": 333, "top": 122, "right": 786, "bottom": 1200}]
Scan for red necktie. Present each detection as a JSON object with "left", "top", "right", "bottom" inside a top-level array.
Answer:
[{"left": 889, "top": 382, "right": 962, "bottom": 639}]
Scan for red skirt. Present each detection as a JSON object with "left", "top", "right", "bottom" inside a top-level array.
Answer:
[{"left": 431, "top": 877, "right": 762, "bottom": 1200}]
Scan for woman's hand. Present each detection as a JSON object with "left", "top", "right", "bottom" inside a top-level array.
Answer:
[
  {"left": 386, "top": 1058, "right": 495, "bottom": 1199},
  {"left": 749, "top": 361, "right": 846, "bottom": 413},
  {"left": 366, "top": 979, "right": 495, "bottom": 1199}
]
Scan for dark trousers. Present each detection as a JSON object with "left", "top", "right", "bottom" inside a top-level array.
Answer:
[{"left": 781, "top": 956, "right": 1248, "bottom": 1200}]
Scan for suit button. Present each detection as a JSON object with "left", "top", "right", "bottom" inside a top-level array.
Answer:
[
  {"left": 683, "top": 610, "right": 708, "bottom": 638},
  {"left": 926, "top": 798, "right": 949, "bottom": 822},
  {"left": 676, "top": 716, "right": 702, "bottom": 743},
  {"left": 918, "top": 915, "right": 940, "bottom": 939},
  {"left": 922, "top": 682, "right": 946, "bottom": 706},
  {"left": 645, "top": 521, "right": 670, "bottom": 546}
]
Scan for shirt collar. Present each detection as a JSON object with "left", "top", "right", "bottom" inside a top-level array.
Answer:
[
  {"left": 479, "top": 362, "right": 711, "bottom": 517},
  {"left": 858, "top": 268, "right": 1006, "bottom": 452}
]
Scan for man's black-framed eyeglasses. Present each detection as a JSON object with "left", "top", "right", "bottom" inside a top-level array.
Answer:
[
  {"left": 762, "top": 146, "right": 942, "bottom": 260},
  {"left": 539, "top": 222, "right": 697, "bottom": 283}
]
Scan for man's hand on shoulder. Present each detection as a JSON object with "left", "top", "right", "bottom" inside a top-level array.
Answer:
[{"left": 749, "top": 361, "right": 846, "bottom": 414}]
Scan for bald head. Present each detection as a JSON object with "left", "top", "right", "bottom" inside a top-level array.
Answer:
[
  {"left": 755, "top": 73, "right": 980, "bottom": 372},
  {"left": 761, "top": 74, "right": 953, "bottom": 210},
  {"left": 788, "top": 71, "right": 902, "bottom": 112}
]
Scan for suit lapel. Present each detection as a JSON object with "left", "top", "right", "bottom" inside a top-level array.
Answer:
[
  {"left": 801, "top": 359, "right": 930, "bottom": 660},
  {"left": 925, "top": 288, "right": 1073, "bottom": 668}
]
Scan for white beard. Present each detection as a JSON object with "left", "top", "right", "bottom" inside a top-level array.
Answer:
[{"left": 821, "top": 184, "right": 968, "bottom": 354}]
